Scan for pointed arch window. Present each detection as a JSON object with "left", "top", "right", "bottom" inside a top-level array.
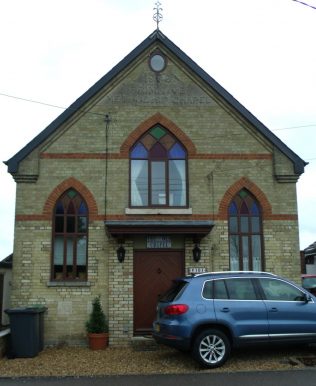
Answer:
[
  {"left": 228, "top": 189, "right": 264, "bottom": 271},
  {"left": 52, "top": 189, "right": 88, "bottom": 281},
  {"left": 130, "top": 125, "right": 188, "bottom": 207}
]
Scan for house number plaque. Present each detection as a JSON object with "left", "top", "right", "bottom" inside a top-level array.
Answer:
[
  {"left": 188, "top": 267, "right": 207, "bottom": 274},
  {"left": 147, "top": 235, "right": 171, "bottom": 248}
]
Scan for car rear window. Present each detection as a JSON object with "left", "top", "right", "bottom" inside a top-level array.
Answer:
[{"left": 159, "top": 280, "right": 188, "bottom": 302}]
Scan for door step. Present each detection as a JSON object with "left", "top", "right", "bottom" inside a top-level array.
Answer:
[{"left": 131, "top": 336, "right": 159, "bottom": 351}]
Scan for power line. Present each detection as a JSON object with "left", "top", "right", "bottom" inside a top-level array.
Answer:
[
  {"left": 292, "top": 0, "right": 316, "bottom": 10},
  {"left": 0, "top": 92, "right": 105, "bottom": 118},
  {"left": 1, "top": 91, "right": 316, "bottom": 132},
  {"left": 273, "top": 124, "right": 316, "bottom": 130}
]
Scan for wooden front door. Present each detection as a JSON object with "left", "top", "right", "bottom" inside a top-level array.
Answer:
[{"left": 134, "top": 250, "right": 184, "bottom": 334}]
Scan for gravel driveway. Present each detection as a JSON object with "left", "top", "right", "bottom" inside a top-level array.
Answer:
[{"left": 0, "top": 343, "right": 316, "bottom": 378}]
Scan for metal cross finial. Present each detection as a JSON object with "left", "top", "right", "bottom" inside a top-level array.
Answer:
[{"left": 153, "top": 1, "right": 163, "bottom": 30}]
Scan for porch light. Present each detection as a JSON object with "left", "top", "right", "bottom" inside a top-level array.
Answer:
[
  {"left": 192, "top": 244, "right": 201, "bottom": 262},
  {"left": 117, "top": 246, "right": 125, "bottom": 263}
]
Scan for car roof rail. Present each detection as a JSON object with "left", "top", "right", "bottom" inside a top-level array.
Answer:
[{"left": 194, "top": 271, "right": 277, "bottom": 277}]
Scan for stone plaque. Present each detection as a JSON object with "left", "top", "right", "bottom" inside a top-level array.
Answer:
[{"left": 147, "top": 235, "right": 172, "bottom": 248}]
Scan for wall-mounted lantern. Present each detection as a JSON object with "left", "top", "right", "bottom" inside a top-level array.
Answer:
[
  {"left": 192, "top": 244, "right": 201, "bottom": 262},
  {"left": 117, "top": 245, "right": 125, "bottom": 263}
]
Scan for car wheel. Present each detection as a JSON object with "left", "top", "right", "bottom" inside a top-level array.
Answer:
[{"left": 192, "top": 329, "right": 231, "bottom": 368}]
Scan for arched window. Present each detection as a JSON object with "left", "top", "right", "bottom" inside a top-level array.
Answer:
[
  {"left": 130, "top": 125, "right": 188, "bottom": 207},
  {"left": 52, "top": 189, "right": 88, "bottom": 281},
  {"left": 228, "top": 189, "right": 263, "bottom": 271}
]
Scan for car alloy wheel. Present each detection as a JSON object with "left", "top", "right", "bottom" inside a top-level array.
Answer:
[{"left": 193, "top": 329, "right": 231, "bottom": 368}]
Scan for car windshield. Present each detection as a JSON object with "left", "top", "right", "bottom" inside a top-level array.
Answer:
[
  {"left": 159, "top": 280, "right": 188, "bottom": 302},
  {"left": 302, "top": 277, "right": 316, "bottom": 288}
]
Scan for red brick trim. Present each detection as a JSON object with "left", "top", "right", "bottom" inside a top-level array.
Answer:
[
  {"left": 190, "top": 154, "right": 272, "bottom": 160},
  {"left": 41, "top": 177, "right": 98, "bottom": 219},
  {"left": 218, "top": 177, "right": 272, "bottom": 220},
  {"left": 120, "top": 112, "right": 197, "bottom": 156},
  {"left": 41, "top": 153, "right": 125, "bottom": 159},
  {"left": 16, "top": 215, "right": 48, "bottom": 221},
  {"left": 15, "top": 212, "right": 297, "bottom": 222}
]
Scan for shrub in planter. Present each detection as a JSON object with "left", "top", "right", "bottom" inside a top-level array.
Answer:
[{"left": 86, "top": 296, "right": 109, "bottom": 350}]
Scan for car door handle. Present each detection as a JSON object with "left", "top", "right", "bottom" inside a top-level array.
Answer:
[
  {"left": 220, "top": 307, "right": 230, "bottom": 313},
  {"left": 269, "top": 307, "right": 278, "bottom": 312}
]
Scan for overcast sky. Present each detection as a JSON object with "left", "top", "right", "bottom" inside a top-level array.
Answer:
[{"left": 1, "top": 0, "right": 316, "bottom": 259}]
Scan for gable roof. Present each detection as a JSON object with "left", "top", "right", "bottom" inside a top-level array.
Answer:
[
  {"left": 304, "top": 241, "right": 316, "bottom": 257},
  {"left": 0, "top": 253, "right": 13, "bottom": 269},
  {"left": 4, "top": 30, "right": 307, "bottom": 175}
]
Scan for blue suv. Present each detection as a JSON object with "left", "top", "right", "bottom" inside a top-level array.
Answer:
[{"left": 153, "top": 271, "right": 316, "bottom": 368}]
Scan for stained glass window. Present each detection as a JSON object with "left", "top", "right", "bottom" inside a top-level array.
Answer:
[
  {"left": 228, "top": 189, "right": 263, "bottom": 271},
  {"left": 130, "top": 125, "right": 187, "bottom": 207},
  {"left": 52, "top": 189, "right": 88, "bottom": 281}
]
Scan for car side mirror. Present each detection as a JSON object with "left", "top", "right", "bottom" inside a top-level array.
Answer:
[{"left": 303, "top": 293, "right": 312, "bottom": 303}]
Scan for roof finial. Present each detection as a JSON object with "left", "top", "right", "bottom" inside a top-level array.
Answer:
[{"left": 153, "top": 1, "right": 163, "bottom": 30}]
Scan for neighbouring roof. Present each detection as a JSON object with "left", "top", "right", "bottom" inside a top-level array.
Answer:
[
  {"left": 304, "top": 241, "right": 316, "bottom": 257},
  {"left": 4, "top": 30, "right": 307, "bottom": 175},
  {"left": 0, "top": 254, "right": 13, "bottom": 269}
]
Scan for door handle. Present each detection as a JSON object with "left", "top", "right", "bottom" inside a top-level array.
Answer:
[
  {"left": 220, "top": 307, "right": 230, "bottom": 313},
  {"left": 269, "top": 307, "right": 278, "bottom": 312}
]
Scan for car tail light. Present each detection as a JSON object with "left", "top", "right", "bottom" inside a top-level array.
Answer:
[{"left": 164, "top": 304, "right": 189, "bottom": 315}]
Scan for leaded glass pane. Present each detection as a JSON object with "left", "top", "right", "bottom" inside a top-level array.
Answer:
[
  {"left": 141, "top": 134, "right": 156, "bottom": 150},
  {"left": 55, "top": 202, "right": 64, "bottom": 214},
  {"left": 239, "top": 189, "right": 248, "bottom": 199},
  {"left": 67, "top": 189, "right": 77, "bottom": 199},
  {"left": 250, "top": 202, "right": 259, "bottom": 215},
  {"left": 169, "top": 160, "right": 186, "bottom": 206},
  {"left": 66, "top": 238, "right": 73, "bottom": 265},
  {"left": 67, "top": 201, "right": 75, "bottom": 214},
  {"left": 131, "top": 143, "right": 148, "bottom": 159},
  {"left": 240, "top": 216, "right": 249, "bottom": 233},
  {"left": 150, "top": 142, "right": 167, "bottom": 158},
  {"left": 240, "top": 202, "right": 249, "bottom": 215},
  {"left": 67, "top": 216, "right": 75, "bottom": 233},
  {"left": 169, "top": 143, "right": 186, "bottom": 159},
  {"left": 230, "top": 235, "right": 239, "bottom": 270},
  {"left": 251, "top": 217, "right": 260, "bottom": 233},
  {"left": 55, "top": 216, "right": 64, "bottom": 232},
  {"left": 151, "top": 161, "right": 166, "bottom": 205},
  {"left": 229, "top": 202, "right": 238, "bottom": 215},
  {"left": 77, "top": 236, "right": 87, "bottom": 266},
  {"left": 78, "top": 217, "right": 87, "bottom": 232},
  {"left": 160, "top": 134, "right": 175, "bottom": 150},
  {"left": 54, "top": 236, "right": 64, "bottom": 265},
  {"left": 242, "top": 236, "right": 249, "bottom": 270},
  {"left": 131, "top": 160, "right": 148, "bottom": 206},
  {"left": 252, "top": 235, "right": 261, "bottom": 271},
  {"left": 150, "top": 126, "right": 166, "bottom": 139},
  {"left": 78, "top": 202, "right": 87, "bottom": 215},
  {"left": 229, "top": 217, "right": 238, "bottom": 232}
]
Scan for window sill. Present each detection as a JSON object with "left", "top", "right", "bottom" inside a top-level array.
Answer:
[
  {"left": 125, "top": 208, "right": 192, "bottom": 215},
  {"left": 47, "top": 281, "right": 91, "bottom": 287}
]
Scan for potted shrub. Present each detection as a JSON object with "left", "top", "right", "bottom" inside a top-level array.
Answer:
[{"left": 86, "top": 295, "right": 109, "bottom": 350}]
